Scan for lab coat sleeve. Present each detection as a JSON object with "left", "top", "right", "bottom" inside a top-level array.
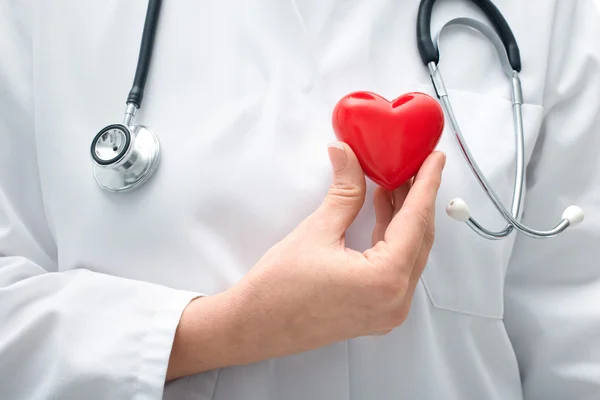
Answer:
[
  {"left": 0, "top": 3, "right": 200, "bottom": 399},
  {"left": 503, "top": 1, "right": 600, "bottom": 398}
]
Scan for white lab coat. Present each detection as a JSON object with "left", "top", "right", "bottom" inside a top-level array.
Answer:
[{"left": 1, "top": 0, "right": 599, "bottom": 399}]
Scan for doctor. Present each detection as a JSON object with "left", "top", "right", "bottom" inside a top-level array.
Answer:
[{"left": 1, "top": 0, "right": 600, "bottom": 399}]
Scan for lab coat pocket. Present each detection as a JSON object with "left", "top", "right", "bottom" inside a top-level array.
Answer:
[{"left": 419, "top": 88, "right": 544, "bottom": 319}]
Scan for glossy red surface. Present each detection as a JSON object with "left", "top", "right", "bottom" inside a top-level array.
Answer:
[{"left": 332, "top": 91, "right": 445, "bottom": 191}]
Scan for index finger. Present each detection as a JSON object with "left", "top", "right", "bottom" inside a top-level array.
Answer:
[{"left": 383, "top": 151, "right": 446, "bottom": 261}]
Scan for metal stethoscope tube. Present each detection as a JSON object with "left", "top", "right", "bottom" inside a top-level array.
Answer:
[
  {"left": 425, "top": 16, "right": 583, "bottom": 239},
  {"left": 90, "top": 0, "right": 585, "bottom": 241}
]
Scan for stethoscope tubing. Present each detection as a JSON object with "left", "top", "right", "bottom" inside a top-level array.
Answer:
[
  {"left": 417, "top": 0, "right": 521, "bottom": 71},
  {"left": 127, "top": 0, "right": 162, "bottom": 110},
  {"left": 89, "top": 0, "right": 583, "bottom": 239},
  {"left": 422, "top": 10, "right": 582, "bottom": 238}
]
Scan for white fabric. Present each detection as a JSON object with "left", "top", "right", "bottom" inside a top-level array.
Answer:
[{"left": 0, "top": 0, "right": 599, "bottom": 399}]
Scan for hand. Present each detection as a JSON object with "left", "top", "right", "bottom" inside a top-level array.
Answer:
[
  {"left": 167, "top": 142, "right": 446, "bottom": 380},
  {"left": 227, "top": 142, "right": 446, "bottom": 361}
]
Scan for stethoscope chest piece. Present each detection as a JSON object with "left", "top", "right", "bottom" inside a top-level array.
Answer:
[
  {"left": 90, "top": 0, "right": 163, "bottom": 193},
  {"left": 91, "top": 123, "right": 160, "bottom": 192}
]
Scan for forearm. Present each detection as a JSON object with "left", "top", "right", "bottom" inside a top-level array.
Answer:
[
  {"left": 165, "top": 281, "right": 325, "bottom": 381},
  {"left": 166, "top": 288, "right": 263, "bottom": 381}
]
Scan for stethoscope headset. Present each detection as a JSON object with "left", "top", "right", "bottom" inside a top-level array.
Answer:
[{"left": 90, "top": 0, "right": 584, "bottom": 240}]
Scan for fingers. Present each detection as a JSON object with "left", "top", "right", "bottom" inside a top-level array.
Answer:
[
  {"left": 314, "top": 141, "right": 367, "bottom": 238},
  {"left": 373, "top": 220, "right": 435, "bottom": 336},
  {"left": 384, "top": 151, "right": 446, "bottom": 262},
  {"left": 372, "top": 187, "right": 393, "bottom": 246},
  {"left": 391, "top": 179, "right": 412, "bottom": 216},
  {"left": 372, "top": 181, "right": 412, "bottom": 246},
  {"left": 370, "top": 178, "right": 438, "bottom": 335},
  {"left": 400, "top": 193, "right": 437, "bottom": 312}
]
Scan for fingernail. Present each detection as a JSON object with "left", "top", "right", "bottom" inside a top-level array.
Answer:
[
  {"left": 328, "top": 141, "right": 347, "bottom": 171},
  {"left": 439, "top": 151, "right": 447, "bottom": 166},
  {"left": 433, "top": 150, "right": 446, "bottom": 166}
]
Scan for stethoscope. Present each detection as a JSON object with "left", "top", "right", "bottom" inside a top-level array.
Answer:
[
  {"left": 90, "top": 0, "right": 161, "bottom": 193},
  {"left": 90, "top": 0, "right": 584, "bottom": 239}
]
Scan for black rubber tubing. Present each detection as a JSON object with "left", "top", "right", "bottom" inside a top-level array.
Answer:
[
  {"left": 416, "top": 0, "right": 521, "bottom": 71},
  {"left": 126, "top": 0, "right": 163, "bottom": 108}
]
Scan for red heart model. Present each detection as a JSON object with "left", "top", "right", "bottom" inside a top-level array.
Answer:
[{"left": 332, "top": 91, "right": 445, "bottom": 191}]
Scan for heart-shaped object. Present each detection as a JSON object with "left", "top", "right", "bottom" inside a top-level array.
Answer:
[{"left": 332, "top": 91, "right": 445, "bottom": 191}]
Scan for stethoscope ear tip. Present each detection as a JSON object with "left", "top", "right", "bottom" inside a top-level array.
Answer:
[
  {"left": 562, "top": 205, "right": 584, "bottom": 227},
  {"left": 446, "top": 198, "right": 471, "bottom": 222}
]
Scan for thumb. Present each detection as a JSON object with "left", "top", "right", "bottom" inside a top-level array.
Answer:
[{"left": 314, "top": 141, "right": 366, "bottom": 237}]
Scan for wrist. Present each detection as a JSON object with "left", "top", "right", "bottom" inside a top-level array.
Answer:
[{"left": 166, "top": 289, "right": 243, "bottom": 380}]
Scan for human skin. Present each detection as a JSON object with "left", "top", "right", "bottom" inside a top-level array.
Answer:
[{"left": 166, "top": 142, "right": 446, "bottom": 381}]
